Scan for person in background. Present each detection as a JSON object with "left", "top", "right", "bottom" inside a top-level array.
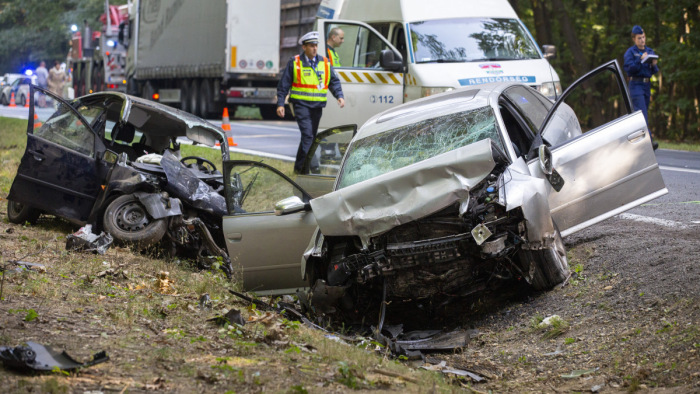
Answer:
[
  {"left": 623, "top": 25, "right": 659, "bottom": 150},
  {"left": 276, "top": 31, "right": 345, "bottom": 174},
  {"left": 35, "top": 61, "right": 49, "bottom": 107},
  {"left": 327, "top": 27, "right": 344, "bottom": 67},
  {"left": 47, "top": 61, "right": 66, "bottom": 98}
]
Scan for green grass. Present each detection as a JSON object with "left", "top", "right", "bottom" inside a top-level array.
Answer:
[{"left": 658, "top": 140, "right": 700, "bottom": 152}]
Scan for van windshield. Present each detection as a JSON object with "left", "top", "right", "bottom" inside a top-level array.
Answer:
[{"left": 409, "top": 18, "right": 541, "bottom": 63}]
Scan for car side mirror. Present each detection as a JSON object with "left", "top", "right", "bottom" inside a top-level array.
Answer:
[
  {"left": 101, "top": 150, "right": 119, "bottom": 164},
  {"left": 538, "top": 145, "right": 565, "bottom": 192},
  {"left": 379, "top": 49, "right": 403, "bottom": 72},
  {"left": 542, "top": 45, "right": 556, "bottom": 60},
  {"left": 274, "top": 196, "right": 309, "bottom": 216}
]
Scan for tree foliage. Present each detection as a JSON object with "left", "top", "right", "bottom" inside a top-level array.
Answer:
[
  {"left": 511, "top": 0, "right": 699, "bottom": 140},
  {"left": 0, "top": 0, "right": 122, "bottom": 73}
]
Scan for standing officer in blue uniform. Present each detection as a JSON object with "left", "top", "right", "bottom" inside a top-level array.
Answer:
[
  {"left": 623, "top": 25, "right": 659, "bottom": 150},
  {"left": 277, "top": 31, "right": 345, "bottom": 173}
]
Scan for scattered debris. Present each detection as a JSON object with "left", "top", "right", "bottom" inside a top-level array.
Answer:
[
  {"left": 208, "top": 308, "right": 245, "bottom": 326},
  {"left": 154, "top": 271, "right": 176, "bottom": 294},
  {"left": 65, "top": 225, "right": 113, "bottom": 255},
  {"left": 2, "top": 260, "right": 46, "bottom": 274},
  {"left": 198, "top": 293, "right": 212, "bottom": 310},
  {"left": 0, "top": 341, "right": 108, "bottom": 372},
  {"left": 421, "top": 360, "right": 486, "bottom": 382}
]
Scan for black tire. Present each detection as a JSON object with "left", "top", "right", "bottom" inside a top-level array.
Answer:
[
  {"left": 7, "top": 200, "right": 41, "bottom": 224},
  {"left": 199, "top": 79, "right": 212, "bottom": 118},
  {"left": 519, "top": 225, "right": 569, "bottom": 291},
  {"left": 103, "top": 194, "right": 167, "bottom": 248},
  {"left": 92, "top": 62, "right": 104, "bottom": 93},
  {"left": 142, "top": 81, "right": 155, "bottom": 101},
  {"left": 18, "top": 94, "right": 26, "bottom": 107},
  {"left": 179, "top": 79, "right": 191, "bottom": 113},
  {"left": 259, "top": 104, "right": 279, "bottom": 120},
  {"left": 188, "top": 79, "right": 200, "bottom": 117}
]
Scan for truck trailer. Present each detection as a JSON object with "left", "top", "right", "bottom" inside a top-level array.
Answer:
[{"left": 71, "top": 0, "right": 321, "bottom": 119}]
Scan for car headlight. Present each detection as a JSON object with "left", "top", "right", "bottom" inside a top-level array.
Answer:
[
  {"left": 420, "top": 86, "right": 455, "bottom": 97},
  {"left": 537, "top": 82, "right": 562, "bottom": 100}
]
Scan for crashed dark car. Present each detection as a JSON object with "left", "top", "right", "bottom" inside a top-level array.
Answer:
[
  {"left": 221, "top": 61, "right": 667, "bottom": 322},
  {"left": 7, "top": 86, "right": 234, "bottom": 275}
]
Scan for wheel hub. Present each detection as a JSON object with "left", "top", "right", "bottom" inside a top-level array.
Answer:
[{"left": 114, "top": 201, "right": 149, "bottom": 231}]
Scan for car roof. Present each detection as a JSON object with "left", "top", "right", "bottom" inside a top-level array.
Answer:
[
  {"left": 355, "top": 82, "right": 513, "bottom": 141},
  {"left": 74, "top": 91, "right": 227, "bottom": 147}
]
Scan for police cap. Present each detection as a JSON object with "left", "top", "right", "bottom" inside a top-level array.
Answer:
[
  {"left": 632, "top": 25, "right": 644, "bottom": 35},
  {"left": 299, "top": 31, "right": 319, "bottom": 45}
]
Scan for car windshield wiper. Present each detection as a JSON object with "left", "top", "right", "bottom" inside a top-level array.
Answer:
[{"left": 416, "top": 59, "right": 466, "bottom": 64}]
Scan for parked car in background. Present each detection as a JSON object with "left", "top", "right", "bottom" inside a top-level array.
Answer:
[
  {"left": 1, "top": 73, "right": 24, "bottom": 87},
  {"left": 219, "top": 61, "right": 666, "bottom": 324},
  {"left": 1, "top": 75, "right": 36, "bottom": 106}
]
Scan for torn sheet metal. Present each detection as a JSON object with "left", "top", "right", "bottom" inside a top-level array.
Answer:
[
  {"left": 160, "top": 150, "right": 227, "bottom": 217},
  {"left": 0, "top": 342, "right": 108, "bottom": 372},
  {"left": 310, "top": 139, "right": 496, "bottom": 246},
  {"left": 65, "top": 224, "right": 114, "bottom": 255},
  {"left": 501, "top": 158, "right": 555, "bottom": 245}
]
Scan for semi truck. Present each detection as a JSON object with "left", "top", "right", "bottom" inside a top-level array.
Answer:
[{"left": 70, "top": 0, "right": 320, "bottom": 119}]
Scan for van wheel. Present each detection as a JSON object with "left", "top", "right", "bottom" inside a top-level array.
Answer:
[
  {"left": 7, "top": 200, "right": 41, "bottom": 224},
  {"left": 103, "top": 194, "right": 167, "bottom": 248},
  {"left": 519, "top": 225, "right": 570, "bottom": 290}
]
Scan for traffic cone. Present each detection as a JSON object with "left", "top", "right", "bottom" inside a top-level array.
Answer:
[
  {"left": 220, "top": 107, "right": 237, "bottom": 147},
  {"left": 9, "top": 92, "right": 16, "bottom": 107}
]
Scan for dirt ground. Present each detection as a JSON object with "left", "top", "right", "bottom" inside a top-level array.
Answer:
[{"left": 0, "top": 198, "right": 698, "bottom": 392}]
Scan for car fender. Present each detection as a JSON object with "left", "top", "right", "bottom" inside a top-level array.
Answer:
[{"left": 132, "top": 191, "right": 183, "bottom": 219}]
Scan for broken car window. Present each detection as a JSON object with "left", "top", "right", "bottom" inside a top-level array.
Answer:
[
  {"left": 337, "top": 106, "right": 501, "bottom": 189},
  {"left": 227, "top": 163, "right": 305, "bottom": 214},
  {"left": 33, "top": 101, "right": 95, "bottom": 157}
]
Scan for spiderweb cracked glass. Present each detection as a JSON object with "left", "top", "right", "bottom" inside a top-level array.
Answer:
[{"left": 338, "top": 106, "right": 500, "bottom": 189}]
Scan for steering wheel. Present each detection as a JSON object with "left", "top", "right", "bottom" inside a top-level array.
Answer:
[{"left": 181, "top": 156, "right": 217, "bottom": 174}]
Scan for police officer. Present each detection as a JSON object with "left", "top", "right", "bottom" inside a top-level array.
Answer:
[
  {"left": 623, "top": 25, "right": 659, "bottom": 150},
  {"left": 327, "top": 27, "right": 344, "bottom": 67},
  {"left": 277, "top": 31, "right": 345, "bottom": 173}
]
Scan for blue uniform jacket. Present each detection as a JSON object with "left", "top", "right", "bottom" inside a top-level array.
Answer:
[
  {"left": 623, "top": 45, "right": 659, "bottom": 79},
  {"left": 276, "top": 53, "right": 344, "bottom": 109}
]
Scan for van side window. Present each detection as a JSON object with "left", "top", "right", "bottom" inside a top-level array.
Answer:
[{"left": 327, "top": 23, "right": 395, "bottom": 69}]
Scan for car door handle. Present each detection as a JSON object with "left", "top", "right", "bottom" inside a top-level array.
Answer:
[
  {"left": 227, "top": 232, "right": 242, "bottom": 242},
  {"left": 627, "top": 130, "right": 646, "bottom": 143},
  {"left": 28, "top": 149, "right": 45, "bottom": 161}
]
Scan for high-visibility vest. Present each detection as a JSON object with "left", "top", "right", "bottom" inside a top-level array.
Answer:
[
  {"left": 290, "top": 55, "right": 331, "bottom": 102},
  {"left": 327, "top": 48, "right": 341, "bottom": 67}
]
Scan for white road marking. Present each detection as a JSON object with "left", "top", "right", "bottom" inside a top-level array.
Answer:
[
  {"left": 617, "top": 213, "right": 689, "bottom": 229},
  {"left": 232, "top": 134, "right": 292, "bottom": 139},
  {"left": 660, "top": 165, "right": 700, "bottom": 175}
]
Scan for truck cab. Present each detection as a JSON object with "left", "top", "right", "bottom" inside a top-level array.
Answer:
[{"left": 316, "top": 0, "right": 561, "bottom": 129}]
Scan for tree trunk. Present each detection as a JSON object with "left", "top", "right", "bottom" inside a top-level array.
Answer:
[
  {"left": 551, "top": 0, "right": 588, "bottom": 75},
  {"left": 531, "top": 0, "right": 553, "bottom": 45}
]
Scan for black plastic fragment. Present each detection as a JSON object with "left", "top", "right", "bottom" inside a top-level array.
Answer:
[{"left": 0, "top": 341, "right": 109, "bottom": 372}]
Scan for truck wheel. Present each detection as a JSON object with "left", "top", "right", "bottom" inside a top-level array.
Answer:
[
  {"left": 259, "top": 105, "right": 279, "bottom": 120},
  {"left": 92, "top": 63, "right": 104, "bottom": 92},
  {"left": 103, "top": 194, "right": 167, "bottom": 248},
  {"left": 199, "top": 79, "right": 212, "bottom": 118},
  {"left": 78, "top": 67, "right": 87, "bottom": 96},
  {"left": 142, "top": 81, "right": 155, "bottom": 101},
  {"left": 179, "top": 80, "right": 191, "bottom": 113},
  {"left": 188, "top": 79, "right": 200, "bottom": 117},
  {"left": 519, "top": 225, "right": 570, "bottom": 291},
  {"left": 7, "top": 200, "right": 41, "bottom": 224}
]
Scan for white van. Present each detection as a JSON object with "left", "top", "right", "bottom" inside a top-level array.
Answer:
[{"left": 317, "top": 0, "right": 561, "bottom": 128}]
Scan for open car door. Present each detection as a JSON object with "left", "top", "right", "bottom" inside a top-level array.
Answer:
[
  {"left": 221, "top": 161, "right": 316, "bottom": 295},
  {"left": 294, "top": 124, "right": 356, "bottom": 197},
  {"left": 8, "top": 86, "right": 108, "bottom": 223},
  {"left": 530, "top": 60, "right": 667, "bottom": 236},
  {"left": 317, "top": 19, "right": 404, "bottom": 129}
]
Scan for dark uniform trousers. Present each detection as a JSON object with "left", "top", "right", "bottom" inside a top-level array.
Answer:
[
  {"left": 293, "top": 103, "right": 323, "bottom": 173},
  {"left": 629, "top": 80, "right": 651, "bottom": 125}
]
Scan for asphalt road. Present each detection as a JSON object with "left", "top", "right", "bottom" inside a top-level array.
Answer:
[{"left": 2, "top": 104, "right": 698, "bottom": 227}]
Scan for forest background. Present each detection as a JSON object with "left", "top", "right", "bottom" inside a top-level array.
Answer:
[{"left": 0, "top": 0, "right": 698, "bottom": 140}]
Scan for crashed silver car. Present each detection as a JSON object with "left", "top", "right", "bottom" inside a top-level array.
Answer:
[{"left": 222, "top": 61, "right": 667, "bottom": 319}]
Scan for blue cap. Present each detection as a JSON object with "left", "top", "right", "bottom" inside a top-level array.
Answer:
[{"left": 632, "top": 25, "right": 644, "bottom": 35}]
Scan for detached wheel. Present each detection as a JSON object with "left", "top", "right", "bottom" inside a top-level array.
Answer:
[
  {"left": 7, "top": 200, "right": 41, "bottom": 224},
  {"left": 519, "top": 225, "right": 569, "bottom": 290},
  {"left": 103, "top": 194, "right": 167, "bottom": 248}
]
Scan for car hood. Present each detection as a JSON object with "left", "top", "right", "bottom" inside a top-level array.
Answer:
[{"left": 310, "top": 138, "right": 496, "bottom": 246}]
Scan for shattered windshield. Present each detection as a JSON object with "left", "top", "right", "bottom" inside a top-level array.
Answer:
[
  {"left": 410, "top": 18, "right": 540, "bottom": 63},
  {"left": 337, "top": 106, "right": 501, "bottom": 188}
]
